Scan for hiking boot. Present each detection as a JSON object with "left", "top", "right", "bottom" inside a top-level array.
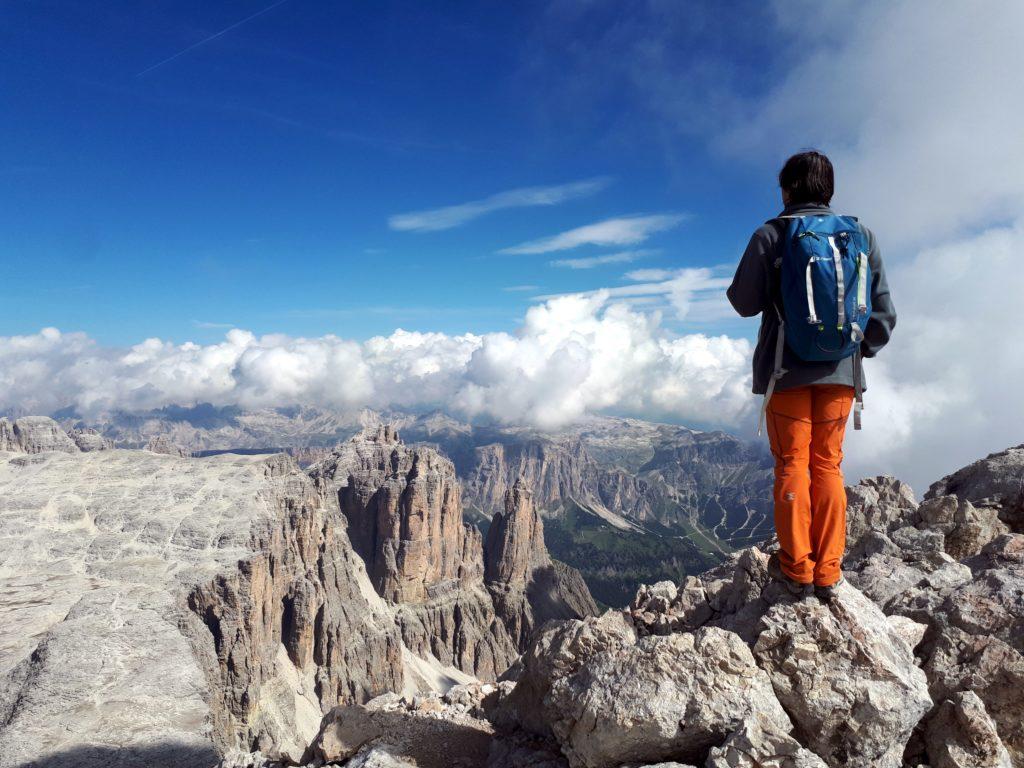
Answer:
[
  {"left": 767, "top": 552, "right": 813, "bottom": 598},
  {"left": 814, "top": 575, "right": 846, "bottom": 604}
]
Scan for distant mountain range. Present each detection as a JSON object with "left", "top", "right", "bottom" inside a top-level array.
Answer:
[{"left": 51, "top": 404, "right": 775, "bottom": 605}]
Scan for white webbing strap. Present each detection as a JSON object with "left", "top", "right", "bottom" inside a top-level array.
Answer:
[
  {"left": 758, "top": 315, "right": 788, "bottom": 436},
  {"left": 805, "top": 261, "right": 819, "bottom": 324},
  {"left": 856, "top": 251, "right": 868, "bottom": 312},
  {"left": 828, "top": 235, "right": 846, "bottom": 329},
  {"left": 852, "top": 345, "right": 864, "bottom": 430}
]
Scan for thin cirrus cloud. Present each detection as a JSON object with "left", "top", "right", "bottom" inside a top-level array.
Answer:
[
  {"left": 499, "top": 213, "right": 686, "bottom": 255},
  {"left": 549, "top": 249, "right": 657, "bottom": 269},
  {"left": 388, "top": 177, "right": 610, "bottom": 232},
  {"left": 536, "top": 267, "right": 733, "bottom": 323}
]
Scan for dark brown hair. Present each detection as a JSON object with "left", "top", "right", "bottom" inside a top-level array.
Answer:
[{"left": 779, "top": 150, "right": 834, "bottom": 205}]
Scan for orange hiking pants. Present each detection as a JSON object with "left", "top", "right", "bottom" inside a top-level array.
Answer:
[{"left": 765, "top": 384, "right": 854, "bottom": 587}]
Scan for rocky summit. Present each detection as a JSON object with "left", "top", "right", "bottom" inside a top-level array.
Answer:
[{"left": 0, "top": 419, "right": 1022, "bottom": 768}]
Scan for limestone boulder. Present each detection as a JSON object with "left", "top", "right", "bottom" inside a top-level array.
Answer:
[
  {"left": 752, "top": 582, "right": 932, "bottom": 768},
  {"left": 496, "top": 607, "right": 790, "bottom": 768},
  {"left": 306, "top": 698, "right": 493, "bottom": 768},
  {"left": 923, "top": 626, "right": 1024, "bottom": 763},
  {"left": 67, "top": 426, "right": 115, "bottom": 452},
  {"left": 925, "top": 691, "right": 1012, "bottom": 768},
  {"left": 706, "top": 716, "right": 828, "bottom": 768},
  {"left": 918, "top": 495, "right": 1009, "bottom": 560}
]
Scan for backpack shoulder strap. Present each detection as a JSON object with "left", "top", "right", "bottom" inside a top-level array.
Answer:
[{"left": 757, "top": 217, "right": 789, "bottom": 436}]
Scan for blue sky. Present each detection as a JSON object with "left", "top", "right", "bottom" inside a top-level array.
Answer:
[
  {"left": 4, "top": 1, "right": 1024, "bottom": 490},
  {"left": 2, "top": 1, "right": 782, "bottom": 344}
]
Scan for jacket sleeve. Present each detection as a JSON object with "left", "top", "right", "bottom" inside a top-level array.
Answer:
[
  {"left": 728, "top": 228, "right": 772, "bottom": 317},
  {"left": 861, "top": 227, "right": 896, "bottom": 358}
]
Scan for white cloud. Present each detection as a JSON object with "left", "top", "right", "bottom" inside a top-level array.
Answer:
[
  {"left": 0, "top": 296, "right": 752, "bottom": 431},
  {"left": 500, "top": 213, "right": 686, "bottom": 255},
  {"left": 388, "top": 177, "right": 610, "bottom": 232},
  {"left": 723, "top": 0, "right": 1024, "bottom": 249},
  {"left": 538, "top": 267, "right": 734, "bottom": 324},
  {"left": 549, "top": 249, "right": 653, "bottom": 269},
  {"left": 843, "top": 220, "right": 1024, "bottom": 491}
]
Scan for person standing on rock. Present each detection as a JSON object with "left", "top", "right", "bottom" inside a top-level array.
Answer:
[{"left": 727, "top": 150, "right": 897, "bottom": 602}]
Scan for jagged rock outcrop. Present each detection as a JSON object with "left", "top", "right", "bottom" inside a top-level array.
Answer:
[
  {"left": 752, "top": 583, "right": 931, "bottom": 767},
  {"left": 0, "top": 415, "right": 79, "bottom": 453},
  {"left": 840, "top": 473, "right": 1024, "bottom": 765},
  {"left": 145, "top": 434, "right": 191, "bottom": 456},
  {"left": 484, "top": 480, "right": 599, "bottom": 647},
  {"left": 67, "top": 425, "right": 114, "bottom": 451},
  {"left": 495, "top": 453, "right": 1024, "bottom": 768},
  {"left": 309, "top": 427, "right": 596, "bottom": 681},
  {"left": 503, "top": 620, "right": 791, "bottom": 768},
  {"left": 497, "top": 556, "right": 930, "bottom": 768},
  {"left": 926, "top": 443, "right": 1024, "bottom": 532},
  {"left": 0, "top": 448, "right": 426, "bottom": 766}
]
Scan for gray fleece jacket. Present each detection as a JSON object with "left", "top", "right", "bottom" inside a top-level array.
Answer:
[{"left": 727, "top": 202, "right": 897, "bottom": 395}]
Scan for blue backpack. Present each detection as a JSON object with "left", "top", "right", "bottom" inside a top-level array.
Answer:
[{"left": 759, "top": 213, "right": 872, "bottom": 433}]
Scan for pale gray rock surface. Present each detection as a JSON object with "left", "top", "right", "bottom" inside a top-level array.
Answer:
[
  {"left": 67, "top": 425, "right": 114, "bottom": 451},
  {"left": 925, "top": 691, "right": 1012, "bottom": 768},
  {"left": 495, "top": 607, "right": 791, "bottom": 768},
  {"left": 918, "top": 495, "right": 1009, "bottom": 560},
  {"left": 0, "top": 448, "right": 408, "bottom": 766},
  {"left": 500, "top": 540, "right": 941, "bottom": 768},
  {"left": 922, "top": 627, "right": 1024, "bottom": 765},
  {"left": 145, "top": 434, "right": 191, "bottom": 456},
  {"left": 0, "top": 415, "right": 79, "bottom": 454},
  {"left": 705, "top": 716, "right": 828, "bottom": 768},
  {"left": 305, "top": 696, "right": 493, "bottom": 768},
  {"left": 543, "top": 626, "right": 789, "bottom": 768},
  {"left": 752, "top": 583, "right": 931, "bottom": 768}
]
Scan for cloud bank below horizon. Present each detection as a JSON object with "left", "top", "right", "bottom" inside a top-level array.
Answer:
[{"left": 0, "top": 294, "right": 754, "bottom": 432}]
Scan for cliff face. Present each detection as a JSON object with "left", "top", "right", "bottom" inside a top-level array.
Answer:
[
  {"left": 462, "top": 439, "right": 649, "bottom": 529},
  {"left": 447, "top": 425, "right": 774, "bottom": 549},
  {"left": 309, "top": 427, "right": 597, "bottom": 681},
  {"left": 0, "top": 415, "right": 79, "bottom": 454},
  {"left": 484, "top": 480, "right": 599, "bottom": 648},
  {"left": 331, "top": 425, "right": 481, "bottom": 603}
]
